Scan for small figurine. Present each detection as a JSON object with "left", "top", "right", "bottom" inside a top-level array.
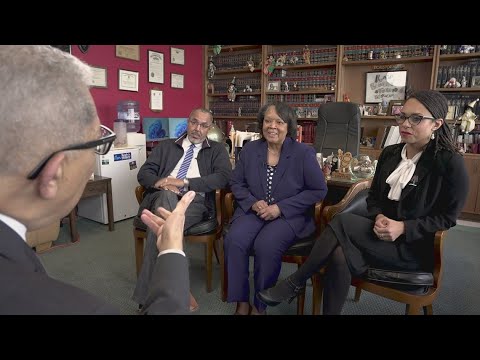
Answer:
[
  {"left": 395, "top": 51, "right": 402, "bottom": 59},
  {"left": 459, "top": 45, "right": 475, "bottom": 54},
  {"left": 330, "top": 83, "right": 336, "bottom": 91},
  {"left": 289, "top": 55, "right": 299, "bottom": 65},
  {"left": 343, "top": 54, "right": 349, "bottom": 62},
  {"left": 368, "top": 50, "right": 373, "bottom": 60},
  {"left": 207, "top": 56, "right": 216, "bottom": 80},
  {"left": 303, "top": 45, "right": 311, "bottom": 64},
  {"left": 461, "top": 76, "right": 467, "bottom": 88},
  {"left": 292, "top": 82, "right": 299, "bottom": 91},
  {"left": 238, "top": 107, "right": 242, "bottom": 117},
  {"left": 276, "top": 54, "right": 287, "bottom": 67},
  {"left": 263, "top": 55, "right": 275, "bottom": 76},
  {"left": 444, "top": 77, "right": 461, "bottom": 88},
  {"left": 227, "top": 77, "right": 237, "bottom": 102},
  {"left": 459, "top": 98, "right": 479, "bottom": 133},
  {"left": 284, "top": 81, "right": 289, "bottom": 92},
  {"left": 246, "top": 56, "right": 255, "bottom": 72},
  {"left": 243, "top": 84, "right": 253, "bottom": 93},
  {"left": 380, "top": 50, "right": 387, "bottom": 59}
]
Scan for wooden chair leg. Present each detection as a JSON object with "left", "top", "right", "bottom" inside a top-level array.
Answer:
[
  {"left": 312, "top": 273, "right": 323, "bottom": 315},
  {"left": 220, "top": 237, "right": 227, "bottom": 302},
  {"left": 354, "top": 287, "right": 362, "bottom": 302},
  {"left": 213, "top": 236, "right": 220, "bottom": 264},
  {"left": 424, "top": 305, "right": 433, "bottom": 315},
  {"left": 297, "top": 288, "right": 306, "bottom": 315},
  {"left": 405, "top": 304, "right": 421, "bottom": 315},
  {"left": 206, "top": 238, "right": 213, "bottom": 292},
  {"left": 134, "top": 233, "right": 145, "bottom": 278}
]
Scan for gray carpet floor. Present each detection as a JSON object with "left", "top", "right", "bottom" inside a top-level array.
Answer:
[{"left": 38, "top": 217, "right": 480, "bottom": 315}]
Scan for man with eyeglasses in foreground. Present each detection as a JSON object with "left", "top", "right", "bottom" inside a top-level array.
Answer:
[
  {"left": 0, "top": 45, "right": 194, "bottom": 315},
  {"left": 132, "top": 107, "right": 231, "bottom": 312}
]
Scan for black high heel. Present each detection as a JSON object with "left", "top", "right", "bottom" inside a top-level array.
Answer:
[{"left": 257, "top": 277, "right": 305, "bottom": 307}]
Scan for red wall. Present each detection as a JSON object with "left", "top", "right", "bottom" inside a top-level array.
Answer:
[{"left": 72, "top": 45, "right": 203, "bottom": 131}]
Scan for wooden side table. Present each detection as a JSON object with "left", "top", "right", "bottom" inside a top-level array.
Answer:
[{"left": 68, "top": 175, "right": 114, "bottom": 242}]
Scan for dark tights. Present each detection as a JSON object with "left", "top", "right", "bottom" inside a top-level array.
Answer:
[{"left": 290, "top": 226, "right": 351, "bottom": 315}]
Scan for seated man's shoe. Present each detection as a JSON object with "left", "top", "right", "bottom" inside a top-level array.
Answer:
[{"left": 257, "top": 277, "right": 305, "bottom": 307}]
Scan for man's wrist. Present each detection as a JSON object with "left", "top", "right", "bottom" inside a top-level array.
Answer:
[{"left": 183, "top": 178, "right": 190, "bottom": 190}]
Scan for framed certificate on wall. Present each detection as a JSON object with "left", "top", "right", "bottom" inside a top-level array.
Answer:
[
  {"left": 171, "top": 73, "right": 184, "bottom": 89},
  {"left": 170, "top": 47, "right": 185, "bottom": 65},
  {"left": 148, "top": 50, "right": 164, "bottom": 84},
  {"left": 118, "top": 69, "right": 139, "bottom": 92}
]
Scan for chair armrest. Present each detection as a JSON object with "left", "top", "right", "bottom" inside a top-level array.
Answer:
[
  {"left": 321, "top": 179, "right": 371, "bottom": 224},
  {"left": 135, "top": 185, "right": 146, "bottom": 205},
  {"left": 225, "top": 192, "right": 234, "bottom": 223},
  {"left": 432, "top": 230, "right": 446, "bottom": 288}
]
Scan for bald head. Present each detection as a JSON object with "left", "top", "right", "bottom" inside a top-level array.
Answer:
[{"left": 0, "top": 45, "right": 98, "bottom": 176}]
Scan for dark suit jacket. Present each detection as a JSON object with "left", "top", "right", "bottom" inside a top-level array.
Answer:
[
  {"left": 230, "top": 137, "right": 328, "bottom": 238},
  {"left": 138, "top": 133, "right": 231, "bottom": 218},
  {"left": 366, "top": 143, "right": 469, "bottom": 265},
  {"left": 0, "top": 220, "right": 189, "bottom": 315}
]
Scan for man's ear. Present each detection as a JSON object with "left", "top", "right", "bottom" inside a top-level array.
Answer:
[
  {"left": 37, "top": 152, "right": 65, "bottom": 200},
  {"left": 434, "top": 118, "right": 444, "bottom": 131}
]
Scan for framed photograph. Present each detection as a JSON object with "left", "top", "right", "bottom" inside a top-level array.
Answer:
[
  {"left": 171, "top": 73, "right": 184, "bottom": 89},
  {"left": 89, "top": 66, "right": 107, "bottom": 88},
  {"left": 387, "top": 100, "right": 405, "bottom": 116},
  {"left": 170, "top": 47, "right": 185, "bottom": 65},
  {"left": 267, "top": 81, "right": 281, "bottom": 92},
  {"left": 471, "top": 75, "right": 480, "bottom": 88},
  {"left": 118, "top": 69, "right": 139, "bottom": 92},
  {"left": 365, "top": 70, "right": 407, "bottom": 103},
  {"left": 363, "top": 105, "right": 375, "bottom": 116},
  {"left": 148, "top": 50, "right": 164, "bottom": 84},
  {"left": 115, "top": 45, "right": 140, "bottom": 61},
  {"left": 150, "top": 89, "right": 163, "bottom": 111}
]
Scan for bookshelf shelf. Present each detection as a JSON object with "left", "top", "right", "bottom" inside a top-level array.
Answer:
[
  {"left": 439, "top": 53, "right": 480, "bottom": 61},
  {"left": 214, "top": 68, "right": 261, "bottom": 75},
  {"left": 208, "top": 45, "right": 262, "bottom": 52},
  {"left": 436, "top": 88, "right": 480, "bottom": 93},
  {"left": 207, "top": 92, "right": 261, "bottom": 97},
  {"left": 342, "top": 56, "right": 433, "bottom": 66},
  {"left": 266, "top": 89, "right": 335, "bottom": 95}
]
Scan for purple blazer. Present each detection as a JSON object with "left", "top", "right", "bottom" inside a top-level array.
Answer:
[{"left": 230, "top": 137, "right": 327, "bottom": 238}]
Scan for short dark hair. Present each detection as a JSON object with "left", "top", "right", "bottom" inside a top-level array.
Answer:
[{"left": 257, "top": 102, "right": 297, "bottom": 138}]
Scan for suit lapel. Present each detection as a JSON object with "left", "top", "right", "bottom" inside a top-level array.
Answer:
[
  {"left": 257, "top": 141, "right": 268, "bottom": 195},
  {"left": 271, "top": 138, "right": 292, "bottom": 195},
  {"left": 400, "top": 149, "right": 434, "bottom": 201}
]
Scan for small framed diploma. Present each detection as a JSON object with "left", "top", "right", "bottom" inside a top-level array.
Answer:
[
  {"left": 115, "top": 45, "right": 140, "bottom": 61},
  {"left": 170, "top": 47, "right": 185, "bottom": 65},
  {"left": 150, "top": 89, "right": 163, "bottom": 111},
  {"left": 118, "top": 69, "right": 139, "bottom": 92},
  {"left": 148, "top": 50, "right": 164, "bottom": 84},
  {"left": 171, "top": 73, "right": 184, "bottom": 89},
  {"left": 90, "top": 66, "right": 107, "bottom": 88}
]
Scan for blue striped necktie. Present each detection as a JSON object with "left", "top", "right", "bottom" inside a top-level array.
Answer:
[{"left": 176, "top": 144, "right": 195, "bottom": 180}]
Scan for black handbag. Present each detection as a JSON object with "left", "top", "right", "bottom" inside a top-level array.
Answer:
[{"left": 366, "top": 268, "right": 434, "bottom": 287}]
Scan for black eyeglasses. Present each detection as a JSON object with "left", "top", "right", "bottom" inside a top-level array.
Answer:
[
  {"left": 27, "top": 125, "right": 116, "bottom": 180},
  {"left": 394, "top": 113, "right": 436, "bottom": 126},
  {"left": 188, "top": 119, "right": 211, "bottom": 130}
]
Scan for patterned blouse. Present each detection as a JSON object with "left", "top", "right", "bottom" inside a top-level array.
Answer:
[{"left": 265, "top": 164, "right": 277, "bottom": 205}]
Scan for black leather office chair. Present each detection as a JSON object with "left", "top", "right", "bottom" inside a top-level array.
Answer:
[{"left": 315, "top": 102, "right": 361, "bottom": 157}]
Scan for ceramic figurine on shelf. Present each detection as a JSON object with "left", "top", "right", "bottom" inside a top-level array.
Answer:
[
  {"left": 292, "top": 82, "right": 299, "bottom": 91},
  {"left": 276, "top": 54, "right": 287, "bottom": 67},
  {"left": 284, "top": 81, "right": 289, "bottom": 92},
  {"left": 207, "top": 56, "right": 216, "bottom": 80},
  {"left": 263, "top": 55, "right": 275, "bottom": 76},
  {"left": 303, "top": 45, "right": 311, "bottom": 64},
  {"left": 380, "top": 50, "right": 387, "bottom": 59},
  {"left": 289, "top": 55, "right": 299, "bottom": 65},
  {"left": 246, "top": 56, "right": 255, "bottom": 72},
  {"left": 461, "top": 76, "right": 467, "bottom": 88},
  {"left": 227, "top": 77, "right": 237, "bottom": 102},
  {"left": 243, "top": 84, "right": 253, "bottom": 93},
  {"left": 238, "top": 107, "right": 242, "bottom": 117},
  {"left": 459, "top": 98, "right": 479, "bottom": 134}
]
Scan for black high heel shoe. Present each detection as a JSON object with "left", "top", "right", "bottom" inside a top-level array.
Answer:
[{"left": 257, "top": 277, "right": 305, "bottom": 307}]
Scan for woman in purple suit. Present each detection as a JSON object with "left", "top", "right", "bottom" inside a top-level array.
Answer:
[{"left": 223, "top": 101, "right": 327, "bottom": 315}]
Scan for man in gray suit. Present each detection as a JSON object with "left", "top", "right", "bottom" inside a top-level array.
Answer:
[
  {"left": 133, "top": 108, "right": 231, "bottom": 309},
  {"left": 0, "top": 45, "right": 191, "bottom": 315}
]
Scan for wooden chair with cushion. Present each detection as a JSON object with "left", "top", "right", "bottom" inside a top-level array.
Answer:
[
  {"left": 322, "top": 178, "right": 447, "bottom": 315},
  {"left": 221, "top": 192, "right": 325, "bottom": 315},
  {"left": 133, "top": 185, "right": 224, "bottom": 292}
]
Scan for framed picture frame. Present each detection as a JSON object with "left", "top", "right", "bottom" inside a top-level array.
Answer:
[
  {"left": 267, "top": 81, "right": 281, "bottom": 92},
  {"left": 118, "top": 69, "right": 139, "bottom": 92},
  {"left": 115, "top": 45, "right": 140, "bottom": 61},
  {"left": 171, "top": 73, "right": 184, "bottom": 89},
  {"left": 89, "top": 66, "right": 107, "bottom": 88},
  {"left": 362, "top": 105, "right": 375, "bottom": 116},
  {"left": 170, "top": 47, "right": 185, "bottom": 65},
  {"left": 149, "top": 89, "right": 163, "bottom": 111},
  {"left": 365, "top": 70, "right": 407, "bottom": 103},
  {"left": 148, "top": 50, "right": 164, "bottom": 84},
  {"left": 471, "top": 75, "right": 480, "bottom": 88},
  {"left": 387, "top": 100, "right": 405, "bottom": 116}
]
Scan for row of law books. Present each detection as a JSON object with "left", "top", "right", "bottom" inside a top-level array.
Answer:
[{"left": 375, "top": 126, "right": 402, "bottom": 149}]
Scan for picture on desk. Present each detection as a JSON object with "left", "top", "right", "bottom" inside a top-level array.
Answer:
[
  {"left": 143, "top": 118, "right": 169, "bottom": 141},
  {"left": 142, "top": 117, "right": 188, "bottom": 140}
]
